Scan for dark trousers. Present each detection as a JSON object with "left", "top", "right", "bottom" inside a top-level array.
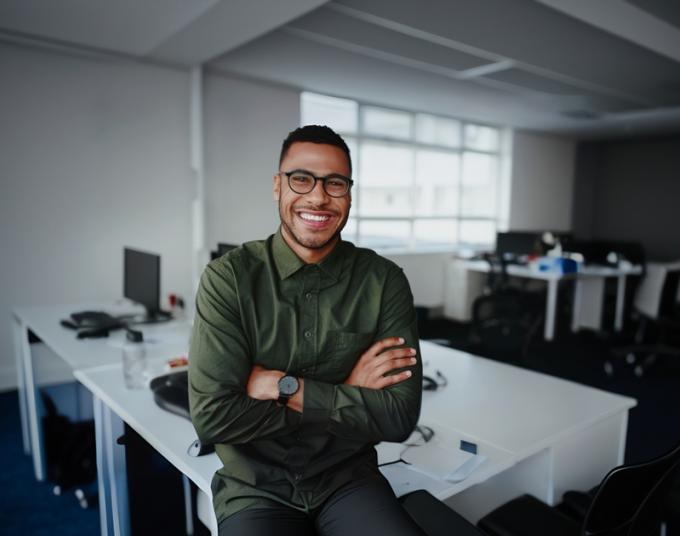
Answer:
[{"left": 218, "top": 474, "right": 426, "bottom": 536}]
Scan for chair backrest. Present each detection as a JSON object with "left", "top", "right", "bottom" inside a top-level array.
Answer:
[
  {"left": 582, "top": 441, "right": 680, "bottom": 536},
  {"left": 634, "top": 261, "right": 680, "bottom": 320}
]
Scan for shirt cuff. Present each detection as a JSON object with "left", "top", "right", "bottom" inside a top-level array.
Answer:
[{"left": 301, "top": 378, "right": 334, "bottom": 426}]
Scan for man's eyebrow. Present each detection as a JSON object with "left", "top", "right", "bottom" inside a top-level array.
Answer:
[{"left": 283, "top": 168, "right": 351, "bottom": 180}]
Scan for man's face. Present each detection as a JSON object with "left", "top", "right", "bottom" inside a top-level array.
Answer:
[{"left": 273, "top": 142, "right": 351, "bottom": 260}]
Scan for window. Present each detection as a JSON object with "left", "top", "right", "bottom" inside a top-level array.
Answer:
[{"left": 301, "top": 92, "right": 507, "bottom": 251}]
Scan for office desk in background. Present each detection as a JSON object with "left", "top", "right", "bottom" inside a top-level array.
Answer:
[
  {"left": 75, "top": 340, "right": 636, "bottom": 534},
  {"left": 446, "top": 259, "right": 642, "bottom": 341},
  {"left": 12, "top": 303, "right": 191, "bottom": 481}
]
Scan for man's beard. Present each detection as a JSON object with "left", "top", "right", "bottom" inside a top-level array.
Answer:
[{"left": 279, "top": 200, "right": 349, "bottom": 250}]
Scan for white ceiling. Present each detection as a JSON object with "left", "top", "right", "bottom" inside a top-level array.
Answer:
[{"left": 2, "top": 0, "right": 680, "bottom": 139}]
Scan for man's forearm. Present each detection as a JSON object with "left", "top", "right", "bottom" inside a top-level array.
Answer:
[{"left": 247, "top": 366, "right": 305, "bottom": 413}]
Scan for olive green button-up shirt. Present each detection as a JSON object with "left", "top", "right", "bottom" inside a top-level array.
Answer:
[{"left": 188, "top": 230, "right": 422, "bottom": 524}]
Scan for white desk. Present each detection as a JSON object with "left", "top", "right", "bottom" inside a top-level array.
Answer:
[
  {"left": 12, "top": 302, "right": 191, "bottom": 481},
  {"left": 460, "top": 260, "right": 642, "bottom": 341},
  {"left": 75, "top": 340, "right": 636, "bottom": 533}
]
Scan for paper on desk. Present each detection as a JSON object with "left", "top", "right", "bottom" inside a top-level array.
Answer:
[{"left": 401, "top": 439, "right": 486, "bottom": 483}]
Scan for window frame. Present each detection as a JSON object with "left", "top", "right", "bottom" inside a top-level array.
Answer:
[{"left": 301, "top": 92, "right": 505, "bottom": 253}]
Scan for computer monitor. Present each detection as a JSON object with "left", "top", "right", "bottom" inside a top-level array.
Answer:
[
  {"left": 495, "top": 232, "right": 540, "bottom": 261},
  {"left": 124, "top": 247, "right": 165, "bottom": 321},
  {"left": 210, "top": 242, "right": 238, "bottom": 261}
]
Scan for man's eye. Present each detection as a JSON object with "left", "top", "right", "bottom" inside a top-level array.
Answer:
[
  {"left": 291, "top": 175, "right": 312, "bottom": 183},
  {"left": 327, "top": 179, "right": 346, "bottom": 188}
]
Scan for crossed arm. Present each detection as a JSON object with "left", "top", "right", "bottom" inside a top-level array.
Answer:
[
  {"left": 246, "top": 337, "right": 417, "bottom": 413},
  {"left": 189, "top": 261, "right": 422, "bottom": 446}
]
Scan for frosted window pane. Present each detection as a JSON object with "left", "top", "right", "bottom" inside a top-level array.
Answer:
[
  {"left": 415, "top": 114, "right": 460, "bottom": 147},
  {"left": 461, "top": 152, "right": 497, "bottom": 217},
  {"left": 342, "top": 218, "right": 358, "bottom": 243},
  {"left": 459, "top": 220, "right": 495, "bottom": 246},
  {"left": 415, "top": 150, "right": 459, "bottom": 216},
  {"left": 363, "top": 107, "right": 412, "bottom": 139},
  {"left": 464, "top": 124, "right": 500, "bottom": 151},
  {"left": 301, "top": 92, "right": 358, "bottom": 133},
  {"left": 358, "top": 142, "right": 413, "bottom": 217},
  {"left": 414, "top": 219, "right": 458, "bottom": 248},
  {"left": 359, "top": 220, "right": 410, "bottom": 249}
]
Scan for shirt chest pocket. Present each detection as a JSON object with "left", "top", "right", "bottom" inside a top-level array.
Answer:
[{"left": 318, "top": 331, "right": 374, "bottom": 383}]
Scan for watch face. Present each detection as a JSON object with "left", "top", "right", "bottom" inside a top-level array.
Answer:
[{"left": 279, "top": 375, "right": 299, "bottom": 396}]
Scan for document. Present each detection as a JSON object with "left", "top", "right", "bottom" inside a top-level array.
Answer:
[{"left": 401, "top": 437, "right": 486, "bottom": 483}]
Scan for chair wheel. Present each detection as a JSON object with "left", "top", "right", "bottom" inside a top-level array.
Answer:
[
  {"left": 604, "top": 362, "right": 614, "bottom": 376},
  {"left": 625, "top": 353, "right": 636, "bottom": 365},
  {"left": 634, "top": 365, "right": 644, "bottom": 377}
]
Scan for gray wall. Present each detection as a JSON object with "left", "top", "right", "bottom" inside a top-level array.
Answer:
[
  {"left": 509, "top": 130, "right": 575, "bottom": 232},
  {"left": 572, "top": 135, "right": 680, "bottom": 261},
  {"left": 203, "top": 73, "right": 300, "bottom": 248},
  {"left": 0, "top": 43, "right": 194, "bottom": 389}
]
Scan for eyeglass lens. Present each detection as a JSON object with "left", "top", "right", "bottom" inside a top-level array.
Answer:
[{"left": 288, "top": 172, "right": 349, "bottom": 197}]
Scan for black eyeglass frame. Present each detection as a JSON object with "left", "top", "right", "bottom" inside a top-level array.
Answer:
[{"left": 280, "top": 169, "right": 354, "bottom": 198}]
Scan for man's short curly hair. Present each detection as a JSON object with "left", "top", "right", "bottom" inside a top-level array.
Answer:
[{"left": 279, "top": 125, "right": 352, "bottom": 175}]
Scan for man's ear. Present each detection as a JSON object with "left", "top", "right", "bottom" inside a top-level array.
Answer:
[{"left": 273, "top": 173, "right": 281, "bottom": 201}]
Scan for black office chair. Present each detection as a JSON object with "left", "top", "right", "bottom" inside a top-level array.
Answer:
[
  {"left": 399, "top": 490, "right": 484, "bottom": 536},
  {"left": 477, "top": 440, "right": 680, "bottom": 536},
  {"left": 470, "top": 253, "right": 543, "bottom": 360},
  {"left": 607, "top": 261, "right": 680, "bottom": 377},
  {"left": 559, "top": 470, "right": 680, "bottom": 535}
]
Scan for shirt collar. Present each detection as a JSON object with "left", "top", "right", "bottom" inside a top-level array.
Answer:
[{"left": 272, "top": 228, "right": 349, "bottom": 282}]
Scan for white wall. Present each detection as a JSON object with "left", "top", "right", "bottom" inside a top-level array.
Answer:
[
  {"left": 203, "top": 74, "right": 301, "bottom": 247},
  {"left": 509, "top": 130, "right": 576, "bottom": 232},
  {"left": 0, "top": 44, "right": 194, "bottom": 390}
]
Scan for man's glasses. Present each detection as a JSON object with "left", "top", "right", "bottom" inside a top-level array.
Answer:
[{"left": 280, "top": 170, "right": 353, "bottom": 198}]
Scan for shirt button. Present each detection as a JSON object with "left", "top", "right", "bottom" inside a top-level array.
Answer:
[
  {"left": 294, "top": 473, "right": 302, "bottom": 481},
  {"left": 304, "top": 330, "right": 312, "bottom": 339},
  {"left": 305, "top": 292, "right": 312, "bottom": 300}
]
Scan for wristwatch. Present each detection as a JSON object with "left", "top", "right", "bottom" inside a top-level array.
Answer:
[{"left": 277, "top": 375, "right": 299, "bottom": 406}]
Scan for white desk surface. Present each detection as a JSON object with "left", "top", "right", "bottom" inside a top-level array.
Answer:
[
  {"left": 75, "top": 359, "right": 220, "bottom": 496},
  {"left": 14, "top": 302, "right": 192, "bottom": 371},
  {"left": 464, "top": 259, "right": 642, "bottom": 280},
  {"left": 419, "top": 341, "right": 636, "bottom": 455},
  {"left": 73, "top": 340, "right": 636, "bottom": 503}
]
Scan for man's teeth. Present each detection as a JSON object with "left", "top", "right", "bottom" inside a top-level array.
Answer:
[{"left": 300, "top": 213, "right": 329, "bottom": 222}]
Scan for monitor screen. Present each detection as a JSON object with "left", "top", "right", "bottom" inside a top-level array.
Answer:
[
  {"left": 124, "top": 248, "right": 160, "bottom": 315},
  {"left": 495, "top": 231, "right": 540, "bottom": 258}
]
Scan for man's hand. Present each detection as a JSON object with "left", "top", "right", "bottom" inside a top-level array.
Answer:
[
  {"left": 345, "top": 337, "right": 417, "bottom": 389},
  {"left": 247, "top": 365, "right": 303, "bottom": 413}
]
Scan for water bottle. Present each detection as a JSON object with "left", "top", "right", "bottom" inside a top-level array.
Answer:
[{"left": 122, "top": 328, "right": 147, "bottom": 389}]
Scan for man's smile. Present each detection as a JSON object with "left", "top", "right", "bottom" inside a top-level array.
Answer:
[{"left": 296, "top": 209, "right": 336, "bottom": 229}]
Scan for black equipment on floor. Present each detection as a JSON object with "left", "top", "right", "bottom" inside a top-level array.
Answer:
[
  {"left": 41, "top": 392, "right": 97, "bottom": 505},
  {"left": 477, "top": 440, "right": 680, "bottom": 536}
]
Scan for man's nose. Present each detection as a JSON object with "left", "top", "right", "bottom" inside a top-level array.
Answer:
[{"left": 306, "top": 178, "right": 330, "bottom": 203}]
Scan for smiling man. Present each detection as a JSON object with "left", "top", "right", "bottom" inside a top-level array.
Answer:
[{"left": 189, "top": 125, "right": 424, "bottom": 536}]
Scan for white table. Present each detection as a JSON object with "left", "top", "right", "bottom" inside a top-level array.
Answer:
[
  {"left": 12, "top": 302, "right": 191, "bottom": 481},
  {"left": 462, "top": 260, "right": 642, "bottom": 341},
  {"left": 75, "top": 340, "right": 636, "bottom": 533}
]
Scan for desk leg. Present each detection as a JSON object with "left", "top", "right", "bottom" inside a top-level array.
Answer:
[
  {"left": 614, "top": 275, "right": 627, "bottom": 332},
  {"left": 545, "top": 279, "right": 558, "bottom": 341},
  {"left": 16, "top": 317, "right": 46, "bottom": 480},
  {"left": 183, "top": 474, "right": 195, "bottom": 536},
  {"left": 94, "top": 396, "right": 131, "bottom": 536},
  {"left": 12, "top": 316, "right": 31, "bottom": 455},
  {"left": 571, "top": 280, "right": 583, "bottom": 333}
]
